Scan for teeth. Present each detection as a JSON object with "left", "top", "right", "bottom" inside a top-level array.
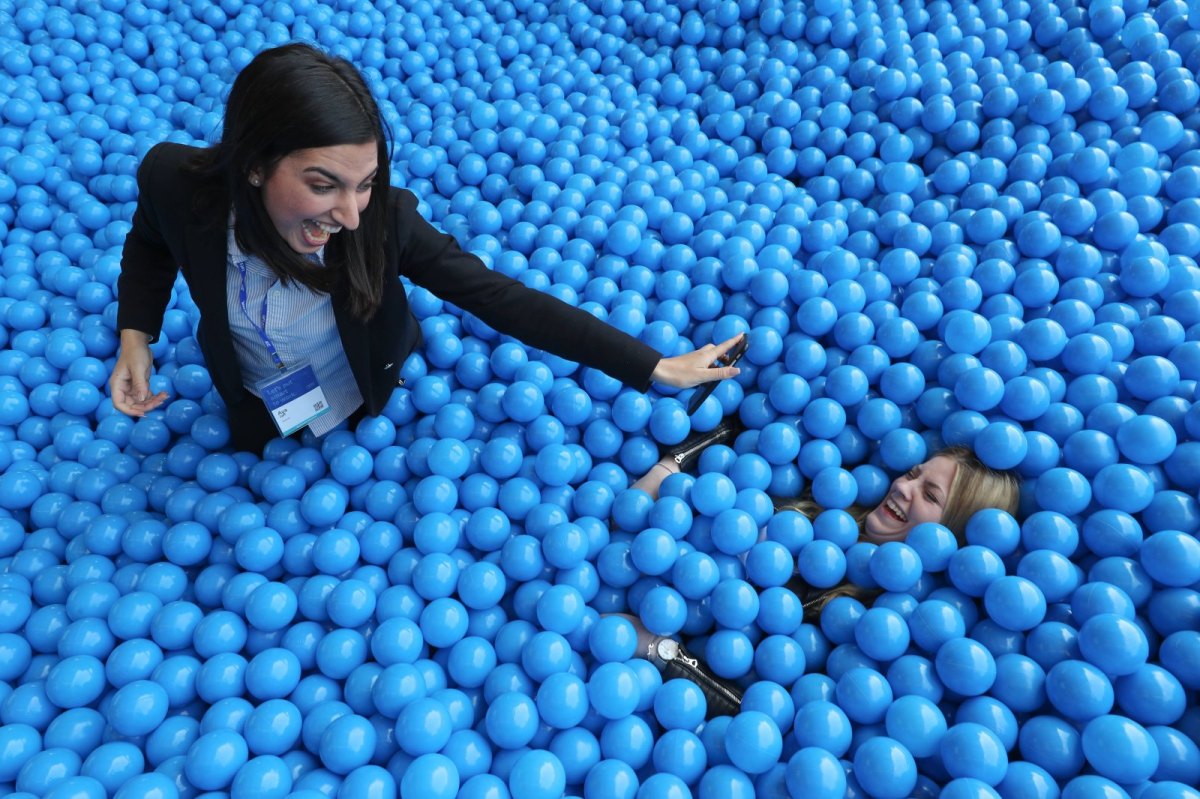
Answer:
[
  {"left": 886, "top": 498, "right": 907, "bottom": 522},
  {"left": 305, "top": 220, "right": 340, "bottom": 240}
]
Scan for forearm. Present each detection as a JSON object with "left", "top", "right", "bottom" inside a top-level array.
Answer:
[
  {"left": 115, "top": 235, "right": 176, "bottom": 342},
  {"left": 466, "top": 285, "right": 662, "bottom": 388},
  {"left": 396, "top": 204, "right": 661, "bottom": 387},
  {"left": 116, "top": 142, "right": 181, "bottom": 342}
]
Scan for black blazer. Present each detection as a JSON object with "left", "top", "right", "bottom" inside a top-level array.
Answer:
[{"left": 118, "top": 143, "right": 662, "bottom": 450}]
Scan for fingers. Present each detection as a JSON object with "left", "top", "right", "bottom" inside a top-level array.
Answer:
[
  {"left": 690, "top": 364, "right": 738, "bottom": 386},
  {"left": 652, "top": 333, "right": 749, "bottom": 389},
  {"left": 109, "top": 369, "right": 135, "bottom": 415},
  {"left": 130, "top": 378, "right": 152, "bottom": 407},
  {"left": 112, "top": 386, "right": 144, "bottom": 416},
  {"left": 116, "top": 389, "right": 168, "bottom": 417},
  {"left": 711, "top": 332, "right": 746, "bottom": 361},
  {"left": 710, "top": 364, "right": 741, "bottom": 382},
  {"left": 110, "top": 359, "right": 168, "bottom": 417},
  {"left": 126, "top": 380, "right": 168, "bottom": 412},
  {"left": 139, "top": 391, "right": 169, "bottom": 413}
]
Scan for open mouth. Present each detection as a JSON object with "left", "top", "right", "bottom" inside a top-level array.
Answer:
[
  {"left": 883, "top": 497, "right": 907, "bottom": 523},
  {"left": 301, "top": 219, "right": 341, "bottom": 246}
]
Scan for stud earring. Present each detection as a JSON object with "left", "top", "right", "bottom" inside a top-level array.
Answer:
[{"left": 250, "top": 175, "right": 262, "bottom": 186}]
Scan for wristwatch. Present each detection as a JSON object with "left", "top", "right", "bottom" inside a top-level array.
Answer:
[{"left": 651, "top": 638, "right": 744, "bottom": 719}]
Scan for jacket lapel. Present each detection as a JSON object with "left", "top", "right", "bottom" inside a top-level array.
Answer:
[
  {"left": 331, "top": 278, "right": 370, "bottom": 400},
  {"left": 184, "top": 221, "right": 245, "bottom": 401}
]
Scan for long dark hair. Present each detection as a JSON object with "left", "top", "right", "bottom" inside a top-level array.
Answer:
[{"left": 192, "top": 43, "right": 390, "bottom": 319}]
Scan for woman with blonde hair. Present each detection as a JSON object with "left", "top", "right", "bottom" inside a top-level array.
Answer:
[
  {"left": 625, "top": 444, "right": 1021, "bottom": 717},
  {"left": 779, "top": 445, "right": 1021, "bottom": 546}
]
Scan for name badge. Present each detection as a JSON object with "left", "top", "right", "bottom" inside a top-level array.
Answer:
[{"left": 256, "top": 362, "right": 331, "bottom": 437}]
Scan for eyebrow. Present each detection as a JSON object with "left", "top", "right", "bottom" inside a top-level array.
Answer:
[{"left": 303, "top": 166, "right": 379, "bottom": 185}]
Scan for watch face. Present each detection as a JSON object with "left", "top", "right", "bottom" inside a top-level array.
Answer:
[{"left": 655, "top": 638, "right": 679, "bottom": 661}]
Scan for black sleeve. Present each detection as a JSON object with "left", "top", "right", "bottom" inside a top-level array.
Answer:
[
  {"left": 116, "top": 143, "right": 180, "bottom": 343},
  {"left": 388, "top": 188, "right": 662, "bottom": 390}
]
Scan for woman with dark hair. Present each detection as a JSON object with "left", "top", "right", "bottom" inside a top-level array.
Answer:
[{"left": 110, "top": 43, "right": 742, "bottom": 451}]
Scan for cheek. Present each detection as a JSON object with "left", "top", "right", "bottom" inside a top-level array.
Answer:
[
  {"left": 268, "top": 186, "right": 321, "bottom": 223},
  {"left": 912, "top": 502, "right": 944, "bottom": 524}
]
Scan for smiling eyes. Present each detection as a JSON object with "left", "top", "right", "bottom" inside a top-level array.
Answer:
[{"left": 903, "top": 466, "right": 943, "bottom": 506}]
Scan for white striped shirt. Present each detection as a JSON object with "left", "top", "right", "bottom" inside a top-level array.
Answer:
[{"left": 226, "top": 225, "right": 363, "bottom": 437}]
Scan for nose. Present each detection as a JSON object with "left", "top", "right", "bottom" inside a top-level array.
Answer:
[{"left": 333, "top": 191, "right": 361, "bottom": 230}]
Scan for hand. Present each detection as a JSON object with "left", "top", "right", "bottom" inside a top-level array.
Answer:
[
  {"left": 109, "top": 330, "right": 169, "bottom": 416},
  {"left": 613, "top": 613, "right": 661, "bottom": 662},
  {"left": 651, "top": 333, "right": 745, "bottom": 389}
]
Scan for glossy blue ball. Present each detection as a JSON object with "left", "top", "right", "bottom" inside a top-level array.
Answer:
[
  {"left": 507, "top": 749, "right": 565, "bottom": 799},
  {"left": 723, "top": 711, "right": 782, "bottom": 775},
  {"left": 1044, "top": 658, "right": 1115, "bottom": 723},
  {"left": 1081, "top": 714, "right": 1159, "bottom": 784},
  {"left": 935, "top": 637, "right": 997, "bottom": 697},
  {"left": 485, "top": 691, "right": 539, "bottom": 748},
  {"left": 401, "top": 753, "right": 459, "bottom": 799},
  {"left": 106, "top": 680, "right": 169, "bottom": 737},
  {"left": 940, "top": 722, "right": 1008, "bottom": 786},
  {"left": 184, "top": 729, "right": 248, "bottom": 791},
  {"left": 852, "top": 736, "right": 917, "bottom": 799}
]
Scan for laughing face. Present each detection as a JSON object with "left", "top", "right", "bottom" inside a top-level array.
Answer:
[
  {"left": 863, "top": 456, "right": 959, "bottom": 544},
  {"left": 254, "top": 141, "right": 378, "bottom": 254}
]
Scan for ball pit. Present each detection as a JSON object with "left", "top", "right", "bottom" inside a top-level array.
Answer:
[{"left": 4, "top": 0, "right": 1200, "bottom": 797}]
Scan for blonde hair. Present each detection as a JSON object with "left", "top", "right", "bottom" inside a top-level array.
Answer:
[
  {"left": 777, "top": 446, "right": 1021, "bottom": 611},
  {"left": 933, "top": 445, "right": 1021, "bottom": 541},
  {"left": 775, "top": 446, "right": 1020, "bottom": 543}
]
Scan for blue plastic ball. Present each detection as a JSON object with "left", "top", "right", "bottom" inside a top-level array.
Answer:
[
  {"left": 940, "top": 722, "right": 1008, "bottom": 786},
  {"left": 107, "top": 680, "right": 169, "bottom": 738},
  {"left": 1046, "top": 660, "right": 1115, "bottom": 722},
  {"left": 785, "top": 747, "right": 847, "bottom": 799},
  {"left": 852, "top": 736, "right": 917, "bottom": 799},
  {"left": 724, "top": 711, "right": 782, "bottom": 775},
  {"left": 184, "top": 729, "right": 248, "bottom": 791},
  {"left": 401, "top": 753, "right": 459, "bottom": 799},
  {"left": 1081, "top": 714, "right": 1159, "bottom": 785},
  {"left": 935, "top": 637, "right": 997, "bottom": 697},
  {"left": 983, "top": 576, "right": 1047, "bottom": 632}
]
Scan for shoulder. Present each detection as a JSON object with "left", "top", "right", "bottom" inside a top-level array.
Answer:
[
  {"left": 136, "top": 142, "right": 209, "bottom": 205},
  {"left": 137, "top": 142, "right": 205, "bottom": 183},
  {"left": 385, "top": 185, "right": 420, "bottom": 218},
  {"left": 382, "top": 186, "right": 435, "bottom": 249},
  {"left": 136, "top": 142, "right": 221, "bottom": 228}
]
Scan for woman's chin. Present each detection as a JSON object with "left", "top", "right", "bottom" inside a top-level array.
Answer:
[{"left": 864, "top": 517, "right": 911, "bottom": 544}]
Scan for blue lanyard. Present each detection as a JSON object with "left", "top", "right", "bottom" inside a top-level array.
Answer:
[{"left": 236, "top": 260, "right": 287, "bottom": 371}]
